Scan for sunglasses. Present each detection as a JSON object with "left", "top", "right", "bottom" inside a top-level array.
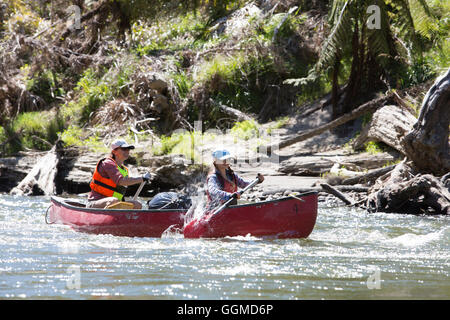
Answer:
[{"left": 216, "top": 159, "right": 232, "bottom": 165}]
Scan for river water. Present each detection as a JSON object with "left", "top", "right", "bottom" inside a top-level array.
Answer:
[{"left": 0, "top": 194, "right": 448, "bottom": 300}]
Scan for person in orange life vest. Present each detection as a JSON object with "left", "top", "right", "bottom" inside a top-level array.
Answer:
[
  {"left": 206, "top": 149, "right": 264, "bottom": 208},
  {"left": 87, "top": 139, "right": 152, "bottom": 209}
]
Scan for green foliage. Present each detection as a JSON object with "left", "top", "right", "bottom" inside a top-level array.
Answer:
[
  {"left": 0, "top": 125, "right": 22, "bottom": 155},
  {"left": 152, "top": 130, "right": 216, "bottom": 163},
  {"left": 59, "top": 125, "right": 107, "bottom": 153},
  {"left": 287, "top": 0, "right": 441, "bottom": 109},
  {"left": 24, "top": 68, "right": 65, "bottom": 104},
  {"left": 230, "top": 120, "right": 260, "bottom": 140},
  {"left": 196, "top": 52, "right": 278, "bottom": 119},
  {"left": 61, "top": 59, "right": 136, "bottom": 124},
  {"left": 194, "top": 53, "right": 245, "bottom": 85},
  {"left": 131, "top": 13, "right": 210, "bottom": 54},
  {"left": 261, "top": 10, "right": 306, "bottom": 41},
  {"left": 172, "top": 71, "right": 194, "bottom": 99},
  {"left": 364, "top": 141, "right": 384, "bottom": 155},
  {"left": 10, "top": 111, "right": 64, "bottom": 151},
  {"left": 267, "top": 116, "right": 289, "bottom": 134}
]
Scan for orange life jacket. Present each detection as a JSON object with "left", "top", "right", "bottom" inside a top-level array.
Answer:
[{"left": 89, "top": 157, "right": 129, "bottom": 201}]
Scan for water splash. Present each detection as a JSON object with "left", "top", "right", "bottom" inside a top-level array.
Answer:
[
  {"left": 183, "top": 192, "right": 209, "bottom": 228},
  {"left": 386, "top": 226, "right": 450, "bottom": 247}
]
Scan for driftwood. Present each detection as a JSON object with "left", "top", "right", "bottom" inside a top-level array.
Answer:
[
  {"left": 262, "top": 93, "right": 394, "bottom": 154},
  {"left": 320, "top": 183, "right": 356, "bottom": 205},
  {"left": 361, "top": 70, "right": 450, "bottom": 215},
  {"left": 279, "top": 152, "right": 398, "bottom": 176},
  {"left": 353, "top": 104, "right": 417, "bottom": 154},
  {"left": 9, "top": 141, "right": 63, "bottom": 196},
  {"left": 402, "top": 68, "right": 450, "bottom": 175},
  {"left": 210, "top": 99, "right": 253, "bottom": 122},
  {"left": 366, "top": 161, "right": 450, "bottom": 215},
  {"left": 261, "top": 185, "right": 369, "bottom": 196},
  {"left": 341, "top": 164, "right": 397, "bottom": 185}
]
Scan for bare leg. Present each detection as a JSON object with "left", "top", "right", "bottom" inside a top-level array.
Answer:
[{"left": 86, "top": 197, "right": 119, "bottom": 209}]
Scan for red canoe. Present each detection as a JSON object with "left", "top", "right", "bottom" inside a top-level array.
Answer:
[
  {"left": 184, "top": 192, "right": 318, "bottom": 239},
  {"left": 48, "top": 196, "right": 185, "bottom": 237},
  {"left": 48, "top": 192, "right": 318, "bottom": 238}
]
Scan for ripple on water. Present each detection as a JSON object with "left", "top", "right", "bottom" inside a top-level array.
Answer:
[{"left": 0, "top": 195, "right": 449, "bottom": 299}]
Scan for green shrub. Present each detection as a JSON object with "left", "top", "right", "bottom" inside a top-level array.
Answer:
[
  {"left": 59, "top": 125, "right": 107, "bottom": 153},
  {"left": 11, "top": 111, "right": 64, "bottom": 151},
  {"left": 364, "top": 141, "right": 384, "bottom": 155},
  {"left": 152, "top": 130, "right": 217, "bottom": 163},
  {"left": 230, "top": 120, "right": 260, "bottom": 140}
]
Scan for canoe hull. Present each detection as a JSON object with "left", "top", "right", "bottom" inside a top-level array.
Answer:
[
  {"left": 183, "top": 193, "right": 318, "bottom": 239},
  {"left": 49, "top": 192, "right": 318, "bottom": 239},
  {"left": 49, "top": 196, "right": 185, "bottom": 237}
]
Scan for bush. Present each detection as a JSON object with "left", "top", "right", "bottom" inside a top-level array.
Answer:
[
  {"left": 59, "top": 125, "right": 107, "bottom": 153},
  {"left": 11, "top": 111, "right": 64, "bottom": 151},
  {"left": 230, "top": 120, "right": 260, "bottom": 140}
]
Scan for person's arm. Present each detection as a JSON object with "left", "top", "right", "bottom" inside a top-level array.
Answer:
[
  {"left": 235, "top": 174, "right": 251, "bottom": 189},
  {"left": 235, "top": 173, "right": 264, "bottom": 188},
  {"left": 117, "top": 176, "right": 144, "bottom": 186},
  {"left": 101, "top": 160, "right": 144, "bottom": 186}
]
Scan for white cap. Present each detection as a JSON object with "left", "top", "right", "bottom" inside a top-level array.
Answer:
[
  {"left": 111, "top": 139, "right": 135, "bottom": 151},
  {"left": 212, "top": 149, "right": 234, "bottom": 161}
]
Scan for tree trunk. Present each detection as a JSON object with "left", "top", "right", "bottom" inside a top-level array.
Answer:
[
  {"left": 401, "top": 68, "right": 450, "bottom": 175},
  {"left": 341, "top": 22, "right": 361, "bottom": 115},
  {"left": 331, "top": 60, "right": 340, "bottom": 119}
]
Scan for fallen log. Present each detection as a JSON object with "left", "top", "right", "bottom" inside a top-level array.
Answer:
[
  {"left": 261, "top": 185, "right": 368, "bottom": 196},
  {"left": 210, "top": 99, "right": 253, "bottom": 122},
  {"left": 279, "top": 152, "right": 398, "bottom": 176},
  {"left": 9, "top": 141, "right": 63, "bottom": 196},
  {"left": 261, "top": 93, "right": 394, "bottom": 154},
  {"left": 320, "top": 183, "right": 356, "bottom": 206},
  {"left": 352, "top": 104, "right": 417, "bottom": 155},
  {"left": 341, "top": 164, "right": 397, "bottom": 185},
  {"left": 366, "top": 161, "right": 450, "bottom": 215}
]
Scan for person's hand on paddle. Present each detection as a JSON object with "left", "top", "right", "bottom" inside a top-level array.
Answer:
[
  {"left": 257, "top": 173, "right": 264, "bottom": 184},
  {"left": 142, "top": 172, "right": 152, "bottom": 182},
  {"left": 231, "top": 192, "right": 241, "bottom": 199}
]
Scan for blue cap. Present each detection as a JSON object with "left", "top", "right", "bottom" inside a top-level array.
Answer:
[{"left": 212, "top": 149, "right": 234, "bottom": 161}]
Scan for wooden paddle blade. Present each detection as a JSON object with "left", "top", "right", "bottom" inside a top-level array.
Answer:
[{"left": 106, "top": 201, "right": 135, "bottom": 209}]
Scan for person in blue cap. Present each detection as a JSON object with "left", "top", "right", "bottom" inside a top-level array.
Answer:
[{"left": 205, "top": 149, "right": 264, "bottom": 207}]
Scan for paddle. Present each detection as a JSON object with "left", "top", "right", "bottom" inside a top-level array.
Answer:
[
  {"left": 105, "top": 178, "right": 147, "bottom": 209},
  {"left": 210, "top": 175, "right": 261, "bottom": 217},
  {"left": 132, "top": 180, "right": 146, "bottom": 201}
]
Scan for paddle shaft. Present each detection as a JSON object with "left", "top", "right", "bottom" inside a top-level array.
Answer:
[
  {"left": 211, "top": 177, "right": 260, "bottom": 216},
  {"left": 132, "top": 180, "right": 146, "bottom": 201}
]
